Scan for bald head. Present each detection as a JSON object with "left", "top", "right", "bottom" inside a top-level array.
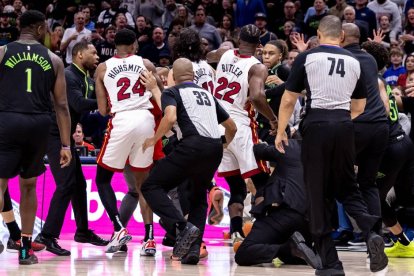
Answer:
[
  {"left": 173, "top": 58, "right": 194, "bottom": 84},
  {"left": 318, "top": 15, "right": 343, "bottom": 39},
  {"left": 342, "top": 23, "right": 360, "bottom": 46}
]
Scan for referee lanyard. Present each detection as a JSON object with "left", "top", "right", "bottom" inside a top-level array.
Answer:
[{"left": 73, "top": 63, "right": 90, "bottom": 99}]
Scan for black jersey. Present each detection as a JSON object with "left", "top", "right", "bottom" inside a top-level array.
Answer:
[
  {"left": 381, "top": 77, "right": 405, "bottom": 141},
  {"left": 0, "top": 41, "right": 55, "bottom": 114}
]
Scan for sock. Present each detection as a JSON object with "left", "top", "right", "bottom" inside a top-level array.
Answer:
[
  {"left": 396, "top": 231, "right": 410, "bottom": 246},
  {"left": 113, "top": 215, "right": 123, "bottom": 232},
  {"left": 6, "top": 221, "right": 21, "bottom": 241},
  {"left": 21, "top": 235, "right": 32, "bottom": 250},
  {"left": 230, "top": 216, "right": 245, "bottom": 237},
  {"left": 144, "top": 224, "right": 154, "bottom": 241}
]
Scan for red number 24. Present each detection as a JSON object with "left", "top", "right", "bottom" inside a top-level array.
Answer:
[
  {"left": 214, "top": 77, "right": 241, "bottom": 104},
  {"left": 117, "top": 77, "right": 145, "bottom": 101}
]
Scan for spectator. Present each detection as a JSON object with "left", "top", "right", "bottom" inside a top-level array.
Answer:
[
  {"left": 61, "top": 12, "right": 92, "bottom": 65},
  {"left": 273, "top": 0, "right": 304, "bottom": 38},
  {"left": 355, "top": 0, "right": 377, "bottom": 35},
  {"left": 167, "top": 18, "right": 184, "bottom": 38},
  {"left": 135, "top": 15, "right": 152, "bottom": 50},
  {"left": 303, "top": 0, "right": 328, "bottom": 23},
  {"left": 158, "top": 49, "right": 171, "bottom": 67},
  {"left": 137, "top": 0, "right": 164, "bottom": 28},
  {"left": 189, "top": 7, "right": 222, "bottom": 50},
  {"left": 176, "top": 5, "right": 192, "bottom": 27},
  {"left": 139, "top": 26, "right": 169, "bottom": 65},
  {"left": 401, "top": 8, "right": 414, "bottom": 56},
  {"left": 254, "top": 13, "right": 277, "bottom": 46},
  {"left": 91, "top": 21, "right": 105, "bottom": 46},
  {"left": 383, "top": 48, "right": 406, "bottom": 87},
  {"left": 45, "top": 23, "right": 64, "bottom": 54},
  {"left": 120, "top": 0, "right": 139, "bottom": 18},
  {"left": 304, "top": 0, "right": 328, "bottom": 38},
  {"left": 73, "top": 123, "right": 95, "bottom": 153},
  {"left": 328, "top": 0, "right": 350, "bottom": 18},
  {"left": 87, "top": 1, "right": 98, "bottom": 23},
  {"left": 396, "top": 53, "right": 414, "bottom": 94},
  {"left": 112, "top": 12, "right": 130, "bottom": 31},
  {"left": 214, "top": 0, "right": 234, "bottom": 24},
  {"left": 217, "top": 14, "right": 238, "bottom": 42},
  {"left": 343, "top": 6, "right": 369, "bottom": 44},
  {"left": 162, "top": 0, "right": 181, "bottom": 32},
  {"left": 234, "top": 0, "right": 266, "bottom": 28},
  {"left": 0, "top": 12, "right": 18, "bottom": 46},
  {"left": 81, "top": 6, "right": 95, "bottom": 31},
  {"left": 367, "top": 0, "right": 401, "bottom": 43},
  {"left": 378, "top": 15, "right": 392, "bottom": 48},
  {"left": 12, "top": 0, "right": 25, "bottom": 18},
  {"left": 286, "top": 49, "right": 299, "bottom": 68},
  {"left": 98, "top": 0, "right": 135, "bottom": 28},
  {"left": 95, "top": 25, "right": 116, "bottom": 62}
]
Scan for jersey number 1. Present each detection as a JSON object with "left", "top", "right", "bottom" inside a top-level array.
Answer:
[
  {"left": 117, "top": 77, "right": 145, "bottom": 101},
  {"left": 25, "top": 68, "right": 32, "bottom": 92}
]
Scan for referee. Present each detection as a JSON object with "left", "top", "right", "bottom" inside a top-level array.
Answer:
[
  {"left": 275, "top": 16, "right": 388, "bottom": 275},
  {"left": 141, "top": 58, "right": 237, "bottom": 265}
]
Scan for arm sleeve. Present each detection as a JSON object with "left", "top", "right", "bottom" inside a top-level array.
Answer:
[
  {"left": 214, "top": 97, "right": 230, "bottom": 124},
  {"left": 66, "top": 72, "right": 98, "bottom": 113},
  {"left": 351, "top": 68, "right": 368, "bottom": 99},
  {"left": 161, "top": 88, "right": 178, "bottom": 111},
  {"left": 285, "top": 53, "right": 306, "bottom": 93}
]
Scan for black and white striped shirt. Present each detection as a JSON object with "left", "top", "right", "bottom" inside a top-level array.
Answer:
[
  {"left": 162, "top": 82, "right": 229, "bottom": 140},
  {"left": 285, "top": 45, "right": 367, "bottom": 111}
]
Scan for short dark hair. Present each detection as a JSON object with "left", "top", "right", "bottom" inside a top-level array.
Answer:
[
  {"left": 72, "top": 40, "right": 92, "bottom": 57},
  {"left": 265, "top": 40, "right": 288, "bottom": 60},
  {"left": 361, "top": 41, "right": 389, "bottom": 71},
  {"left": 319, "top": 15, "right": 342, "bottom": 39},
  {"left": 104, "top": 25, "right": 116, "bottom": 36},
  {"left": 173, "top": 28, "right": 202, "bottom": 62},
  {"left": 114, "top": 28, "right": 136, "bottom": 46},
  {"left": 19, "top": 10, "right": 46, "bottom": 29},
  {"left": 239, "top": 24, "right": 261, "bottom": 45}
]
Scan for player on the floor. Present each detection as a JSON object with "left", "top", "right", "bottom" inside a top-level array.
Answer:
[
  {"left": 275, "top": 15, "right": 387, "bottom": 275},
  {"left": 94, "top": 28, "right": 162, "bottom": 253},
  {"left": 0, "top": 10, "right": 72, "bottom": 265},
  {"left": 210, "top": 24, "right": 278, "bottom": 245},
  {"left": 141, "top": 58, "right": 237, "bottom": 265},
  {"left": 361, "top": 41, "right": 414, "bottom": 257}
]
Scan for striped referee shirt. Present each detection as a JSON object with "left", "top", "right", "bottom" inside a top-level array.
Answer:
[
  {"left": 162, "top": 82, "right": 229, "bottom": 140},
  {"left": 285, "top": 45, "right": 367, "bottom": 111}
]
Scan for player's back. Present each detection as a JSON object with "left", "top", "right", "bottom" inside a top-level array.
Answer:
[
  {"left": 103, "top": 55, "right": 153, "bottom": 113},
  {"left": 0, "top": 41, "right": 55, "bottom": 114},
  {"left": 214, "top": 50, "right": 260, "bottom": 125},
  {"left": 192, "top": 60, "right": 215, "bottom": 94}
]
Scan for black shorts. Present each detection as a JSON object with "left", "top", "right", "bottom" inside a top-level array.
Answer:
[{"left": 0, "top": 112, "right": 52, "bottom": 179}]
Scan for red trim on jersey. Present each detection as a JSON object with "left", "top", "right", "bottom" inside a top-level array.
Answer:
[
  {"left": 97, "top": 117, "right": 122, "bottom": 171},
  {"left": 234, "top": 50, "right": 251, "bottom": 58},
  {"left": 245, "top": 101, "right": 270, "bottom": 174},
  {"left": 217, "top": 169, "right": 241, "bottom": 178},
  {"left": 113, "top": 54, "right": 134, "bottom": 59},
  {"left": 150, "top": 98, "right": 165, "bottom": 160},
  {"left": 128, "top": 163, "right": 153, "bottom": 172},
  {"left": 242, "top": 168, "right": 262, "bottom": 179}
]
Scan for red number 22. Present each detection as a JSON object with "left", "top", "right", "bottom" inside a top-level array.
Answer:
[{"left": 214, "top": 77, "right": 241, "bottom": 104}]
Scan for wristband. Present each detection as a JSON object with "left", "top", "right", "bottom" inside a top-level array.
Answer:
[{"left": 62, "top": 145, "right": 71, "bottom": 150}]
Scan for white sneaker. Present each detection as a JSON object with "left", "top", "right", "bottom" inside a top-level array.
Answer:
[
  {"left": 106, "top": 228, "right": 132, "bottom": 253},
  {"left": 140, "top": 239, "right": 156, "bottom": 256}
]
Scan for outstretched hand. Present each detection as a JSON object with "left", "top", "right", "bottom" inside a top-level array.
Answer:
[
  {"left": 140, "top": 71, "right": 157, "bottom": 91},
  {"left": 275, "top": 131, "right": 288, "bottom": 154},
  {"left": 291, "top": 33, "right": 309, "bottom": 53},
  {"left": 368, "top": 29, "right": 385, "bottom": 43}
]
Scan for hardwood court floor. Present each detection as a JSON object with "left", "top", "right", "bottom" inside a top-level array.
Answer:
[{"left": 0, "top": 238, "right": 412, "bottom": 276}]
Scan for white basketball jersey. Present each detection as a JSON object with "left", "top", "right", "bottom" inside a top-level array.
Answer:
[
  {"left": 103, "top": 55, "right": 153, "bottom": 113},
  {"left": 214, "top": 50, "right": 260, "bottom": 125},
  {"left": 192, "top": 60, "right": 215, "bottom": 94}
]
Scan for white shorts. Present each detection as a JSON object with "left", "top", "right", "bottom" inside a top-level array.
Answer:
[
  {"left": 217, "top": 122, "right": 268, "bottom": 179},
  {"left": 97, "top": 109, "right": 155, "bottom": 172}
]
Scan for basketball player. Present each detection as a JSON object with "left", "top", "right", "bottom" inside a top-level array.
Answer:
[
  {"left": 211, "top": 24, "right": 278, "bottom": 243},
  {"left": 0, "top": 10, "right": 71, "bottom": 264},
  {"left": 94, "top": 29, "right": 162, "bottom": 253},
  {"left": 275, "top": 16, "right": 388, "bottom": 274}
]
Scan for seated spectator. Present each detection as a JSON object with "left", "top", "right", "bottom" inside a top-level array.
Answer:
[
  {"left": 384, "top": 48, "right": 406, "bottom": 88},
  {"left": 189, "top": 7, "right": 222, "bottom": 50},
  {"left": 281, "top": 21, "right": 295, "bottom": 40},
  {"left": 254, "top": 13, "right": 277, "bottom": 46},
  {"left": 0, "top": 12, "right": 18, "bottom": 46},
  {"left": 286, "top": 49, "right": 299, "bottom": 68},
  {"left": 73, "top": 123, "right": 96, "bottom": 154},
  {"left": 396, "top": 54, "right": 414, "bottom": 95},
  {"left": 343, "top": 6, "right": 369, "bottom": 44},
  {"left": 139, "top": 27, "right": 170, "bottom": 65}
]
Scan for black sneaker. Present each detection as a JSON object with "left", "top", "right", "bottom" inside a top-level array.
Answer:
[
  {"left": 19, "top": 248, "right": 38, "bottom": 265},
  {"left": 0, "top": 240, "right": 4, "bottom": 254},
  {"left": 289, "top": 232, "right": 322, "bottom": 269},
  {"left": 162, "top": 233, "right": 176, "bottom": 247},
  {"left": 367, "top": 232, "right": 388, "bottom": 272},
  {"left": 74, "top": 229, "right": 109, "bottom": 246},
  {"left": 315, "top": 268, "right": 345, "bottom": 276},
  {"left": 34, "top": 233, "right": 71, "bottom": 256},
  {"left": 118, "top": 244, "right": 128, "bottom": 252},
  {"left": 181, "top": 243, "right": 200, "bottom": 265},
  {"left": 334, "top": 230, "right": 354, "bottom": 247},
  {"left": 173, "top": 222, "right": 200, "bottom": 258}
]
